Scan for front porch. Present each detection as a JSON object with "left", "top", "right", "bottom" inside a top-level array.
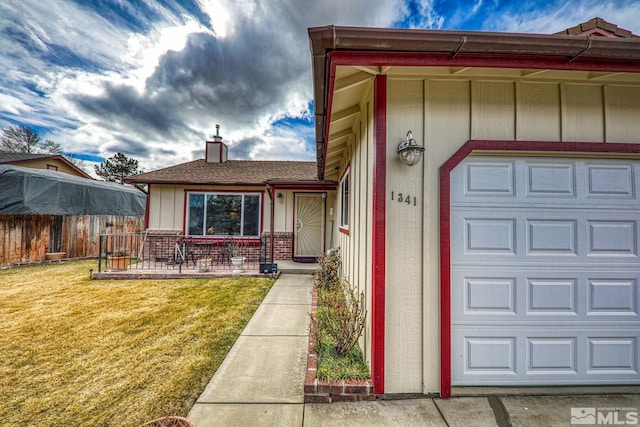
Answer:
[{"left": 93, "top": 232, "right": 317, "bottom": 279}]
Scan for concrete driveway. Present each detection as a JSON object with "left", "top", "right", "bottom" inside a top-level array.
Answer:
[{"left": 188, "top": 273, "right": 640, "bottom": 426}]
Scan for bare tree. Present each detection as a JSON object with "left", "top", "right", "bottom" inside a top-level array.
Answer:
[
  {"left": 0, "top": 125, "right": 88, "bottom": 169},
  {"left": 1, "top": 125, "right": 62, "bottom": 154}
]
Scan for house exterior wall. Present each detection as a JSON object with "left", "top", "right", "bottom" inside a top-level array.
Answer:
[
  {"left": 147, "top": 184, "right": 269, "bottom": 233},
  {"left": 384, "top": 79, "right": 425, "bottom": 393},
  {"left": 334, "top": 93, "right": 376, "bottom": 379},
  {"left": 5, "top": 159, "right": 87, "bottom": 177},
  {"left": 334, "top": 72, "right": 640, "bottom": 394},
  {"left": 425, "top": 77, "right": 640, "bottom": 393},
  {"left": 146, "top": 184, "right": 336, "bottom": 260}
]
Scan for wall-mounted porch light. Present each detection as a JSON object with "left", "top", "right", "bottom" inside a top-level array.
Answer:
[{"left": 397, "top": 130, "right": 424, "bottom": 166}]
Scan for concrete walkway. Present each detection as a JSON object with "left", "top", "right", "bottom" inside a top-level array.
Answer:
[
  {"left": 188, "top": 273, "right": 640, "bottom": 426},
  {"left": 188, "top": 274, "right": 312, "bottom": 426}
]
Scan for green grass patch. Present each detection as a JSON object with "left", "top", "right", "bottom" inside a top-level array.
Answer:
[
  {"left": 315, "top": 340, "right": 370, "bottom": 381},
  {"left": 0, "top": 260, "right": 274, "bottom": 427}
]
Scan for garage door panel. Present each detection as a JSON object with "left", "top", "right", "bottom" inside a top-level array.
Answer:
[
  {"left": 464, "top": 161, "right": 516, "bottom": 196},
  {"left": 452, "top": 328, "right": 640, "bottom": 385},
  {"left": 527, "top": 337, "right": 577, "bottom": 373},
  {"left": 452, "top": 269, "right": 640, "bottom": 323},
  {"left": 586, "top": 163, "right": 635, "bottom": 198},
  {"left": 451, "top": 210, "right": 639, "bottom": 264},
  {"left": 464, "top": 218, "right": 516, "bottom": 254},
  {"left": 527, "top": 219, "right": 577, "bottom": 255},
  {"left": 451, "top": 157, "right": 640, "bottom": 386},
  {"left": 526, "top": 162, "right": 576, "bottom": 197},
  {"left": 451, "top": 158, "right": 640, "bottom": 207},
  {"left": 588, "top": 337, "right": 638, "bottom": 373},
  {"left": 527, "top": 278, "right": 577, "bottom": 314},
  {"left": 587, "top": 220, "right": 637, "bottom": 256},
  {"left": 465, "top": 277, "right": 516, "bottom": 313},
  {"left": 589, "top": 278, "right": 638, "bottom": 315},
  {"left": 465, "top": 336, "right": 517, "bottom": 373}
]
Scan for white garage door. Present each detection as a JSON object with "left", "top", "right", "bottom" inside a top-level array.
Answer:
[{"left": 450, "top": 156, "right": 640, "bottom": 386}]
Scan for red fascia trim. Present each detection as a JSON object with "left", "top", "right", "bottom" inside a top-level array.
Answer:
[
  {"left": 439, "top": 139, "right": 640, "bottom": 399},
  {"left": 328, "top": 51, "right": 640, "bottom": 73},
  {"left": 259, "top": 188, "right": 265, "bottom": 236},
  {"left": 267, "top": 184, "right": 337, "bottom": 191},
  {"left": 322, "top": 53, "right": 339, "bottom": 175},
  {"left": 144, "top": 185, "right": 151, "bottom": 229},
  {"left": 183, "top": 188, "right": 264, "bottom": 194},
  {"left": 339, "top": 162, "right": 351, "bottom": 182},
  {"left": 183, "top": 188, "right": 265, "bottom": 236},
  {"left": 267, "top": 184, "right": 276, "bottom": 261},
  {"left": 372, "top": 75, "right": 387, "bottom": 395},
  {"left": 182, "top": 188, "right": 189, "bottom": 234}
]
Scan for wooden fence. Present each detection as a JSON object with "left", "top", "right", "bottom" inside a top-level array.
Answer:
[{"left": 0, "top": 214, "right": 144, "bottom": 266}]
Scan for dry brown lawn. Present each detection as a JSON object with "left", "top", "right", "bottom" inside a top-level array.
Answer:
[{"left": 0, "top": 260, "right": 274, "bottom": 426}]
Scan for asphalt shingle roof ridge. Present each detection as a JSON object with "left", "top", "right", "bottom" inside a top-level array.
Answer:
[{"left": 128, "top": 158, "right": 319, "bottom": 184}]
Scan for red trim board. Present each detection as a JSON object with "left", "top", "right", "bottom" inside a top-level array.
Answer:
[
  {"left": 328, "top": 51, "right": 640, "bottom": 74},
  {"left": 372, "top": 75, "right": 387, "bottom": 394},
  {"left": 439, "top": 139, "right": 640, "bottom": 398}
]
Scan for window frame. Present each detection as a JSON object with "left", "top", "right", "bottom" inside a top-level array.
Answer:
[
  {"left": 339, "top": 165, "right": 350, "bottom": 235},
  {"left": 185, "top": 190, "right": 262, "bottom": 237}
]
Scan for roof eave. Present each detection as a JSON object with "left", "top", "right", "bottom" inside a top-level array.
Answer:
[
  {"left": 125, "top": 178, "right": 267, "bottom": 186},
  {"left": 308, "top": 25, "right": 640, "bottom": 180},
  {"left": 1, "top": 154, "right": 93, "bottom": 179}
]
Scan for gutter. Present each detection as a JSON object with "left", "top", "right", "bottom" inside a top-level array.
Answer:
[{"left": 308, "top": 25, "right": 640, "bottom": 180}]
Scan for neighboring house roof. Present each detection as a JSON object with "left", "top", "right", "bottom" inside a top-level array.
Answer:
[
  {"left": 556, "top": 17, "right": 638, "bottom": 38},
  {"left": 126, "top": 159, "right": 321, "bottom": 185},
  {"left": 0, "top": 152, "right": 93, "bottom": 179},
  {"left": 308, "top": 21, "right": 640, "bottom": 179}
]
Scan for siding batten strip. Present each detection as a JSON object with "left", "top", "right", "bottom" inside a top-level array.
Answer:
[{"left": 372, "top": 75, "right": 387, "bottom": 395}]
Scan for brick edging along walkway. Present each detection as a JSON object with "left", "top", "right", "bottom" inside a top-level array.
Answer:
[{"left": 304, "top": 284, "right": 375, "bottom": 403}]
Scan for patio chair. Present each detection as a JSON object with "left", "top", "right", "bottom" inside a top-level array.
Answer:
[
  {"left": 176, "top": 237, "right": 197, "bottom": 266},
  {"left": 217, "top": 237, "right": 234, "bottom": 265}
]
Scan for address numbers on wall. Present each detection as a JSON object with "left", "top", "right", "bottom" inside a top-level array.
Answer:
[{"left": 390, "top": 191, "right": 417, "bottom": 206}]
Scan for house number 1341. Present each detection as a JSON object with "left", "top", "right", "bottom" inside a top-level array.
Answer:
[{"left": 390, "top": 191, "right": 417, "bottom": 206}]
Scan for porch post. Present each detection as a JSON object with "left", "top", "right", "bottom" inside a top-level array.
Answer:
[{"left": 267, "top": 185, "right": 276, "bottom": 262}]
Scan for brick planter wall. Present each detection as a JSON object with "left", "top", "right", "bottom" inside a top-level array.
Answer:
[
  {"left": 304, "top": 285, "right": 375, "bottom": 403},
  {"left": 261, "top": 232, "right": 293, "bottom": 260}
]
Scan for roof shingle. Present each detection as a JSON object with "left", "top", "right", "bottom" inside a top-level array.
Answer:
[
  {"left": 127, "top": 159, "right": 319, "bottom": 184},
  {"left": 0, "top": 152, "right": 60, "bottom": 163}
]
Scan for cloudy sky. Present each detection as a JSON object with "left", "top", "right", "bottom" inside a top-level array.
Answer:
[{"left": 1, "top": 0, "right": 639, "bottom": 175}]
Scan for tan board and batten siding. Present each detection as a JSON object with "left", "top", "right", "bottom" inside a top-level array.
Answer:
[
  {"left": 336, "top": 94, "right": 374, "bottom": 370},
  {"left": 334, "top": 72, "right": 640, "bottom": 394},
  {"left": 146, "top": 184, "right": 333, "bottom": 238}
]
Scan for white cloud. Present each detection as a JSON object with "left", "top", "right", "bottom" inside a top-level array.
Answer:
[
  {"left": 2, "top": 0, "right": 639, "bottom": 175},
  {"left": 487, "top": 1, "right": 640, "bottom": 35},
  {"left": 0, "top": 94, "right": 33, "bottom": 115}
]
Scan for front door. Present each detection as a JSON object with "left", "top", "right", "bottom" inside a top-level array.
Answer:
[{"left": 294, "top": 193, "right": 324, "bottom": 258}]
